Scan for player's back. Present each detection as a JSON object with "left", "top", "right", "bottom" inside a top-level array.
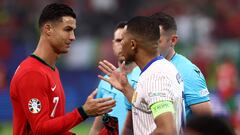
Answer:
[{"left": 132, "top": 56, "right": 183, "bottom": 135}]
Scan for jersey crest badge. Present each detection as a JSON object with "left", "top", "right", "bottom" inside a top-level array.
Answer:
[
  {"left": 132, "top": 91, "right": 138, "bottom": 103},
  {"left": 28, "top": 98, "right": 41, "bottom": 114}
]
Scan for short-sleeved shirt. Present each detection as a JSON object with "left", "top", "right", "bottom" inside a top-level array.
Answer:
[
  {"left": 132, "top": 56, "right": 183, "bottom": 135},
  {"left": 96, "top": 66, "right": 141, "bottom": 134},
  {"left": 10, "top": 55, "right": 83, "bottom": 135},
  {"left": 171, "top": 53, "right": 210, "bottom": 119}
]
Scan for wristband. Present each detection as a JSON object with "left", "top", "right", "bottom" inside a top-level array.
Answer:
[{"left": 77, "top": 106, "right": 89, "bottom": 120}]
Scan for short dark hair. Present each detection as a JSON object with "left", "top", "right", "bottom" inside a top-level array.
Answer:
[
  {"left": 150, "top": 12, "right": 177, "bottom": 32},
  {"left": 114, "top": 21, "right": 127, "bottom": 31},
  {"left": 39, "top": 3, "right": 76, "bottom": 28},
  {"left": 126, "top": 16, "right": 159, "bottom": 42}
]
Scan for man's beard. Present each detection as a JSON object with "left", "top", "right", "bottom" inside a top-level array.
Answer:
[{"left": 119, "top": 55, "right": 134, "bottom": 65}]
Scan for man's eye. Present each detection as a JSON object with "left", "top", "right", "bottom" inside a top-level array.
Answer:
[
  {"left": 65, "top": 29, "right": 71, "bottom": 32},
  {"left": 115, "top": 39, "right": 122, "bottom": 42}
]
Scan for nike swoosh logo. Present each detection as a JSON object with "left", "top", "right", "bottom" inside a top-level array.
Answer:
[{"left": 51, "top": 85, "right": 56, "bottom": 91}]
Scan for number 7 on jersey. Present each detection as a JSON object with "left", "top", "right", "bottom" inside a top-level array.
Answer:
[{"left": 51, "top": 97, "right": 59, "bottom": 117}]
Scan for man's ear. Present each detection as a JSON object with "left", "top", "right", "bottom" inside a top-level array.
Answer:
[
  {"left": 131, "top": 40, "right": 137, "bottom": 50},
  {"left": 43, "top": 23, "right": 53, "bottom": 36},
  {"left": 170, "top": 34, "right": 179, "bottom": 47}
]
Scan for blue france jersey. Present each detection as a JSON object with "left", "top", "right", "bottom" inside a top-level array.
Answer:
[
  {"left": 170, "top": 53, "right": 210, "bottom": 119},
  {"left": 96, "top": 66, "right": 140, "bottom": 134}
]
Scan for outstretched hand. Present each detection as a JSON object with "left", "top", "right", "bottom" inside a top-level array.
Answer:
[
  {"left": 83, "top": 89, "right": 116, "bottom": 116},
  {"left": 98, "top": 60, "right": 129, "bottom": 92}
]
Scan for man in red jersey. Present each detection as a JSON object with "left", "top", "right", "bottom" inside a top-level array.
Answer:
[{"left": 10, "top": 3, "right": 116, "bottom": 135}]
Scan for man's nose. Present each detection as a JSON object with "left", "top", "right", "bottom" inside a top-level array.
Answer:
[{"left": 70, "top": 32, "right": 76, "bottom": 41}]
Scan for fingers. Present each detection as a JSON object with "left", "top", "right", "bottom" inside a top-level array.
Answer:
[
  {"left": 102, "top": 60, "right": 117, "bottom": 71},
  {"left": 98, "top": 75, "right": 109, "bottom": 83},
  {"left": 95, "top": 99, "right": 116, "bottom": 115},
  {"left": 98, "top": 64, "right": 111, "bottom": 76},
  {"left": 98, "top": 60, "right": 117, "bottom": 76},
  {"left": 95, "top": 98, "right": 116, "bottom": 109},
  {"left": 99, "top": 61, "right": 114, "bottom": 74},
  {"left": 96, "top": 108, "right": 113, "bottom": 116},
  {"left": 98, "top": 104, "right": 115, "bottom": 112},
  {"left": 96, "top": 97, "right": 115, "bottom": 103},
  {"left": 119, "top": 61, "right": 126, "bottom": 73},
  {"left": 89, "top": 98, "right": 115, "bottom": 116},
  {"left": 98, "top": 100, "right": 116, "bottom": 109}
]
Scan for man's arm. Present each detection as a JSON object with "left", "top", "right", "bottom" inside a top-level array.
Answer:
[
  {"left": 190, "top": 101, "right": 212, "bottom": 115},
  {"left": 150, "top": 101, "right": 176, "bottom": 135},
  {"left": 122, "top": 111, "right": 133, "bottom": 135},
  {"left": 184, "top": 66, "right": 212, "bottom": 116},
  {"left": 89, "top": 116, "right": 104, "bottom": 135},
  {"left": 151, "top": 113, "right": 176, "bottom": 135},
  {"left": 18, "top": 71, "right": 115, "bottom": 134}
]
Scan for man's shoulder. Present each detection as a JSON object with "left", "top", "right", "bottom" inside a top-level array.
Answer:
[
  {"left": 172, "top": 54, "right": 193, "bottom": 67},
  {"left": 13, "top": 57, "right": 47, "bottom": 79},
  {"left": 127, "top": 66, "right": 141, "bottom": 82},
  {"left": 131, "top": 66, "right": 141, "bottom": 75},
  {"left": 172, "top": 54, "right": 200, "bottom": 75},
  {"left": 140, "top": 60, "right": 176, "bottom": 80}
]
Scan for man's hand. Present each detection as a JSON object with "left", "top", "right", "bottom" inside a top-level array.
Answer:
[
  {"left": 98, "top": 60, "right": 129, "bottom": 92},
  {"left": 83, "top": 89, "right": 116, "bottom": 116}
]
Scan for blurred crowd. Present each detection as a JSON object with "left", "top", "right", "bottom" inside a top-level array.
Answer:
[{"left": 0, "top": 0, "right": 240, "bottom": 133}]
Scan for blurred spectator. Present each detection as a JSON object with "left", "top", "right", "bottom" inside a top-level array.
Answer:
[
  {"left": 191, "top": 42, "right": 217, "bottom": 78},
  {"left": 0, "top": 0, "right": 240, "bottom": 128},
  {"left": 210, "top": 60, "right": 240, "bottom": 133},
  {"left": 0, "top": 63, "right": 7, "bottom": 90},
  {"left": 0, "top": 36, "right": 12, "bottom": 61},
  {"left": 63, "top": 37, "right": 99, "bottom": 70},
  {"left": 212, "top": 0, "right": 240, "bottom": 39}
]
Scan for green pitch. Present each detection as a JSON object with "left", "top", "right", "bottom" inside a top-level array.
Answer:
[{"left": 0, "top": 121, "right": 93, "bottom": 135}]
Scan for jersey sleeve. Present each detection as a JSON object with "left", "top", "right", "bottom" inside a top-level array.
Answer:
[
  {"left": 17, "top": 71, "right": 85, "bottom": 134},
  {"left": 184, "top": 66, "right": 210, "bottom": 106},
  {"left": 143, "top": 73, "right": 174, "bottom": 107}
]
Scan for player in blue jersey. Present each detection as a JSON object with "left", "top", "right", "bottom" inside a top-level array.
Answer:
[
  {"left": 150, "top": 12, "right": 212, "bottom": 119},
  {"left": 89, "top": 22, "right": 141, "bottom": 135}
]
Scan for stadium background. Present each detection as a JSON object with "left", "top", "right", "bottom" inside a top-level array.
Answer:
[{"left": 0, "top": 0, "right": 240, "bottom": 134}]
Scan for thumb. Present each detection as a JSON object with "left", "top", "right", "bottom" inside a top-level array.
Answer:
[
  {"left": 120, "top": 61, "right": 126, "bottom": 74},
  {"left": 89, "top": 88, "right": 98, "bottom": 98}
]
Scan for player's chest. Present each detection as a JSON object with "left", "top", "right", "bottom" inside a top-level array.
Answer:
[
  {"left": 46, "top": 72, "right": 64, "bottom": 93},
  {"left": 46, "top": 73, "right": 65, "bottom": 105},
  {"left": 47, "top": 74, "right": 65, "bottom": 117}
]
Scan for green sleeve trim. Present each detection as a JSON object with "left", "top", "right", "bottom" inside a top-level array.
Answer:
[{"left": 150, "top": 101, "right": 175, "bottom": 118}]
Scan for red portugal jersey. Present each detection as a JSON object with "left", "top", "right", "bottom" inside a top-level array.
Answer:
[{"left": 10, "top": 55, "right": 85, "bottom": 135}]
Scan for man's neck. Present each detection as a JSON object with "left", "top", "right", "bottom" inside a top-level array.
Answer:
[
  {"left": 135, "top": 50, "right": 158, "bottom": 70},
  {"left": 165, "top": 48, "right": 176, "bottom": 61},
  {"left": 33, "top": 37, "right": 59, "bottom": 67}
]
